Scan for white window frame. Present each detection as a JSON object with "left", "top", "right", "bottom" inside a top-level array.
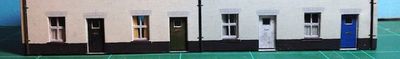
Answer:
[
  {"left": 222, "top": 14, "right": 238, "bottom": 39},
  {"left": 304, "top": 13, "right": 320, "bottom": 38},
  {"left": 133, "top": 16, "right": 148, "bottom": 40},
  {"left": 49, "top": 17, "right": 65, "bottom": 42}
]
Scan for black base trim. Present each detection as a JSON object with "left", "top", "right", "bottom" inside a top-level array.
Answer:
[
  {"left": 187, "top": 41, "right": 200, "bottom": 52},
  {"left": 358, "top": 38, "right": 377, "bottom": 50},
  {"left": 276, "top": 39, "right": 340, "bottom": 50},
  {"left": 26, "top": 38, "right": 377, "bottom": 55},
  {"left": 372, "top": 38, "right": 377, "bottom": 50},
  {"left": 104, "top": 41, "right": 169, "bottom": 54},
  {"left": 200, "top": 40, "right": 258, "bottom": 51},
  {"left": 28, "top": 43, "right": 87, "bottom": 55},
  {"left": 276, "top": 38, "right": 377, "bottom": 51}
]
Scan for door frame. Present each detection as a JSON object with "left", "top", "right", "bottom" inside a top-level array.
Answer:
[
  {"left": 258, "top": 15, "right": 277, "bottom": 51},
  {"left": 169, "top": 17, "right": 189, "bottom": 51},
  {"left": 340, "top": 14, "right": 359, "bottom": 50},
  {"left": 86, "top": 18, "right": 105, "bottom": 54}
]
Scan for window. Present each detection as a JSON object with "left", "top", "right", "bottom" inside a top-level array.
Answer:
[
  {"left": 91, "top": 20, "right": 101, "bottom": 29},
  {"left": 174, "top": 19, "right": 182, "bottom": 26},
  {"left": 49, "top": 17, "right": 65, "bottom": 42},
  {"left": 133, "top": 16, "right": 149, "bottom": 40},
  {"left": 345, "top": 16, "right": 354, "bottom": 25},
  {"left": 222, "top": 14, "right": 238, "bottom": 39},
  {"left": 304, "top": 13, "right": 320, "bottom": 38},
  {"left": 262, "top": 18, "right": 271, "bottom": 25}
]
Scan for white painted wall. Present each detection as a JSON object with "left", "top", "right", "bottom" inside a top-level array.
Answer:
[{"left": 202, "top": 0, "right": 376, "bottom": 40}]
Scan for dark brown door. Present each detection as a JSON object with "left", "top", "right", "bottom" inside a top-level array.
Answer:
[
  {"left": 87, "top": 18, "right": 105, "bottom": 52},
  {"left": 170, "top": 17, "right": 188, "bottom": 51}
]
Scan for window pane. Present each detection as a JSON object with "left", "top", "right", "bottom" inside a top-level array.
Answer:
[
  {"left": 230, "top": 26, "right": 237, "bottom": 35},
  {"left": 312, "top": 26, "right": 319, "bottom": 35},
  {"left": 174, "top": 20, "right": 182, "bottom": 26},
  {"left": 262, "top": 18, "right": 271, "bottom": 25},
  {"left": 223, "top": 26, "right": 229, "bottom": 35},
  {"left": 345, "top": 18, "right": 352, "bottom": 23},
  {"left": 133, "top": 28, "right": 139, "bottom": 39},
  {"left": 222, "top": 14, "right": 228, "bottom": 23},
  {"left": 143, "top": 16, "right": 149, "bottom": 26},
  {"left": 304, "top": 14, "right": 311, "bottom": 23},
  {"left": 230, "top": 14, "right": 238, "bottom": 23},
  {"left": 133, "top": 16, "right": 140, "bottom": 25},
  {"left": 136, "top": 28, "right": 141, "bottom": 38},
  {"left": 92, "top": 20, "right": 100, "bottom": 27},
  {"left": 140, "top": 28, "right": 145, "bottom": 38},
  {"left": 50, "top": 18, "right": 57, "bottom": 26},
  {"left": 51, "top": 29, "right": 57, "bottom": 39},
  {"left": 134, "top": 16, "right": 144, "bottom": 25},
  {"left": 59, "top": 17, "right": 65, "bottom": 26},
  {"left": 59, "top": 29, "right": 65, "bottom": 41},
  {"left": 305, "top": 26, "right": 311, "bottom": 35},
  {"left": 139, "top": 16, "right": 144, "bottom": 25},
  {"left": 143, "top": 28, "right": 149, "bottom": 39},
  {"left": 312, "top": 14, "right": 320, "bottom": 23},
  {"left": 345, "top": 16, "right": 353, "bottom": 23}
]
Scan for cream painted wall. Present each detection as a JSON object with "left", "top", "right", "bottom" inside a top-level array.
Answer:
[
  {"left": 202, "top": 0, "right": 376, "bottom": 40},
  {"left": 26, "top": 0, "right": 199, "bottom": 43}
]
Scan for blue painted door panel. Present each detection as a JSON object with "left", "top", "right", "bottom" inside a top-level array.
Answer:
[{"left": 341, "top": 15, "right": 357, "bottom": 48}]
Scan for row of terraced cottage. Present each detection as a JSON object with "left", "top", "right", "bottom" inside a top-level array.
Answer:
[{"left": 21, "top": 0, "right": 377, "bottom": 54}]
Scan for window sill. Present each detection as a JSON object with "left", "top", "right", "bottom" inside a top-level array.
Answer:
[
  {"left": 134, "top": 26, "right": 148, "bottom": 28},
  {"left": 48, "top": 40, "right": 65, "bottom": 43},
  {"left": 221, "top": 39, "right": 240, "bottom": 43},
  {"left": 222, "top": 23, "right": 237, "bottom": 26},
  {"left": 304, "top": 35, "right": 319, "bottom": 38},
  {"left": 304, "top": 37, "right": 321, "bottom": 39},
  {"left": 133, "top": 39, "right": 149, "bottom": 41},
  {"left": 222, "top": 36, "right": 237, "bottom": 39},
  {"left": 49, "top": 39, "right": 64, "bottom": 42},
  {"left": 130, "top": 40, "right": 151, "bottom": 44},
  {"left": 222, "top": 38, "right": 239, "bottom": 40},
  {"left": 303, "top": 37, "right": 323, "bottom": 41},
  {"left": 50, "top": 26, "right": 64, "bottom": 29}
]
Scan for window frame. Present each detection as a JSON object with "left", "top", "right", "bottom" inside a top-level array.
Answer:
[
  {"left": 222, "top": 14, "right": 239, "bottom": 39},
  {"left": 49, "top": 17, "right": 66, "bottom": 42},
  {"left": 304, "top": 13, "right": 321, "bottom": 38},
  {"left": 132, "top": 16, "right": 150, "bottom": 40}
]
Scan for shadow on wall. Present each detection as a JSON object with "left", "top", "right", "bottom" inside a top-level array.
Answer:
[{"left": 0, "top": 26, "right": 24, "bottom": 55}]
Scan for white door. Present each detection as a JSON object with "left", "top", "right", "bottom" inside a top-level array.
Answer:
[{"left": 259, "top": 17, "right": 275, "bottom": 49}]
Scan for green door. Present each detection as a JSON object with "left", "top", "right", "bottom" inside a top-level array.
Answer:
[{"left": 170, "top": 17, "right": 188, "bottom": 51}]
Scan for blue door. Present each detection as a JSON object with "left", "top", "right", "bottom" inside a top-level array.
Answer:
[{"left": 340, "top": 15, "right": 357, "bottom": 48}]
